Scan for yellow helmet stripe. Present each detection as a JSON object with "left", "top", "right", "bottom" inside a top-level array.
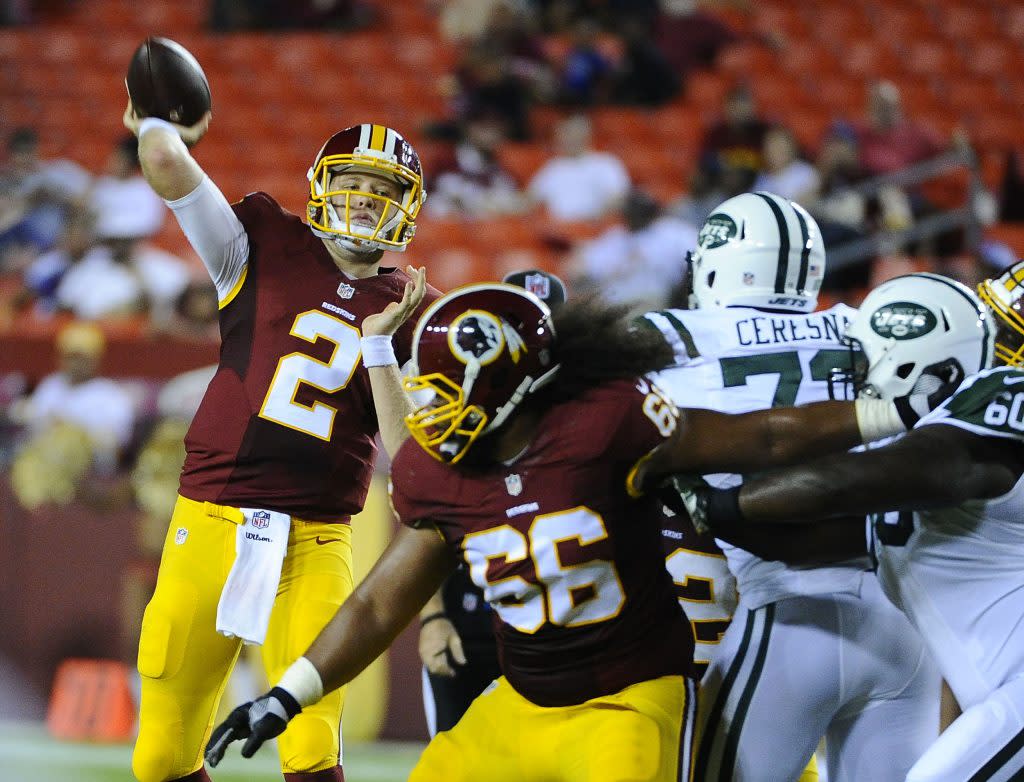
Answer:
[{"left": 370, "top": 124, "right": 387, "bottom": 151}]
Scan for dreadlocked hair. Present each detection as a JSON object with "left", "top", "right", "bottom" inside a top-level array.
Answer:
[{"left": 534, "top": 295, "right": 673, "bottom": 405}]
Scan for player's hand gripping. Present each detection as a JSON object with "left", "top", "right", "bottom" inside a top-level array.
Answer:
[
  {"left": 362, "top": 265, "right": 427, "bottom": 337},
  {"left": 122, "top": 100, "right": 212, "bottom": 147},
  {"left": 660, "top": 475, "right": 714, "bottom": 535},
  {"left": 204, "top": 686, "right": 301, "bottom": 767},
  {"left": 419, "top": 614, "right": 468, "bottom": 677}
]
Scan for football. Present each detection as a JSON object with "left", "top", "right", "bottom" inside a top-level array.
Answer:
[{"left": 126, "top": 37, "right": 211, "bottom": 126}]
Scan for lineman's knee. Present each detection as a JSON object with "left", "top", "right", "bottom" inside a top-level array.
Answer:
[
  {"left": 131, "top": 735, "right": 181, "bottom": 782},
  {"left": 278, "top": 716, "right": 339, "bottom": 774}
]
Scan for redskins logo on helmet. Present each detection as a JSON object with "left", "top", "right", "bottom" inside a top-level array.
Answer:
[
  {"left": 978, "top": 260, "right": 1024, "bottom": 367},
  {"left": 404, "top": 284, "right": 559, "bottom": 464},
  {"left": 307, "top": 123, "right": 426, "bottom": 253}
]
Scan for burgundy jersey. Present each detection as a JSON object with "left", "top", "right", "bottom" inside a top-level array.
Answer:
[
  {"left": 661, "top": 509, "right": 737, "bottom": 678},
  {"left": 390, "top": 378, "right": 696, "bottom": 707},
  {"left": 178, "top": 192, "right": 439, "bottom": 521}
]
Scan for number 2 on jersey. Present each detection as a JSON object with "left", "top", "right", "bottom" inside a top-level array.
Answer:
[
  {"left": 259, "top": 310, "right": 362, "bottom": 440},
  {"left": 463, "top": 507, "right": 626, "bottom": 633}
]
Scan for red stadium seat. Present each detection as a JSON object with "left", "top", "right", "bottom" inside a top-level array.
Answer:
[
  {"left": 904, "top": 41, "right": 964, "bottom": 78},
  {"left": 935, "top": 5, "right": 1001, "bottom": 43},
  {"left": 753, "top": 4, "right": 810, "bottom": 42},
  {"left": 986, "top": 223, "right": 1024, "bottom": 257},
  {"left": 778, "top": 41, "right": 840, "bottom": 77},
  {"left": 965, "top": 40, "right": 1019, "bottom": 78},
  {"left": 716, "top": 43, "right": 778, "bottom": 80},
  {"left": 810, "top": 76, "right": 866, "bottom": 116},
  {"left": 838, "top": 38, "right": 904, "bottom": 80},
  {"left": 684, "top": 70, "right": 731, "bottom": 111}
]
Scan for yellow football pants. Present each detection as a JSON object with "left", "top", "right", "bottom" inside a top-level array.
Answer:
[
  {"left": 410, "top": 674, "right": 696, "bottom": 782},
  {"left": 131, "top": 495, "right": 353, "bottom": 782}
]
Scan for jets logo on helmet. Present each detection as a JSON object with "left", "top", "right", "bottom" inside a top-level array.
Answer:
[
  {"left": 307, "top": 123, "right": 426, "bottom": 254},
  {"left": 690, "top": 192, "right": 825, "bottom": 313},
  {"left": 831, "top": 273, "right": 994, "bottom": 403},
  {"left": 870, "top": 302, "right": 937, "bottom": 340},
  {"left": 978, "top": 259, "right": 1024, "bottom": 367},
  {"left": 698, "top": 212, "right": 739, "bottom": 250}
]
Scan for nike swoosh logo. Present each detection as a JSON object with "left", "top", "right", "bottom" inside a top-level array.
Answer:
[{"left": 315, "top": 536, "right": 343, "bottom": 545}]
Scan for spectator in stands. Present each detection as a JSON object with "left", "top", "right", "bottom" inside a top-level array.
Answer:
[
  {"left": 9, "top": 322, "right": 136, "bottom": 485},
  {"left": 696, "top": 84, "right": 770, "bottom": 198},
  {"left": 150, "top": 278, "right": 220, "bottom": 342},
  {"left": 655, "top": 0, "right": 740, "bottom": 87},
  {"left": 609, "top": 16, "right": 681, "bottom": 107},
  {"left": 429, "top": 42, "right": 534, "bottom": 142},
  {"left": 557, "top": 18, "right": 613, "bottom": 105},
  {"left": 566, "top": 188, "right": 696, "bottom": 314},
  {"left": 426, "top": 113, "right": 526, "bottom": 219},
  {"left": 439, "top": 0, "right": 528, "bottom": 44},
  {"left": 2, "top": 127, "right": 91, "bottom": 252},
  {"left": 753, "top": 126, "right": 820, "bottom": 205},
  {"left": 210, "top": 0, "right": 374, "bottom": 31},
  {"left": 19, "top": 203, "right": 94, "bottom": 315},
  {"left": 89, "top": 136, "right": 166, "bottom": 243},
  {"left": 527, "top": 113, "right": 630, "bottom": 221},
  {"left": 998, "top": 149, "right": 1024, "bottom": 222},
  {"left": 0, "top": 0, "right": 32, "bottom": 24},
  {"left": 0, "top": 173, "right": 40, "bottom": 274},
  {"left": 54, "top": 231, "right": 191, "bottom": 323},
  {"left": 852, "top": 80, "right": 945, "bottom": 179}
]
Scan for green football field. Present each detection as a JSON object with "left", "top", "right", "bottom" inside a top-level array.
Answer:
[{"left": 0, "top": 722, "right": 423, "bottom": 782}]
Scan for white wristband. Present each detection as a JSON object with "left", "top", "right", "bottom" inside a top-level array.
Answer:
[
  {"left": 276, "top": 656, "right": 324, "bottom": 709},
  {"left": 855, "top": 398, "right": 906, "bottom": 443},
  {"left": 138, "top": 117, "right": 179, "bottom": 139},
  {"left": 361, "top": 335, "right": 397, "bottom": 368}
]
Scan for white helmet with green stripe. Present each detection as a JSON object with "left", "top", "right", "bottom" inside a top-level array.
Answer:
[
  {"left": 840, "top": 272, "right": 995, "bottom": 415},
  {"left": 689, "top": 191, "right": 826, "bottom": 313}
]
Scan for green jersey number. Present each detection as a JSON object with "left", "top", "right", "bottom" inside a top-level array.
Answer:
[{"left": 719, "top": 349, "right": 851, "bottom": 407}]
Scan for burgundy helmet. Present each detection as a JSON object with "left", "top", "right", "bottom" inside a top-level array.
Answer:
[
  {"left": 404, "top": 283, "right": 559, "bottom": 464},
  {"left": 307, "top": 123, "right": 426, "bottom": 252}
]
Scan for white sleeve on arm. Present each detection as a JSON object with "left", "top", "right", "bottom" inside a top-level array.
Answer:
[{"left": 165, "top": 175, "right": 249, "bottom": 303}]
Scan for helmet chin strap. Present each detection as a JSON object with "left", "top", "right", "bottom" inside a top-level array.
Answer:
[{"left": 324, "top": 202, "right": 387, "bottom": 254}]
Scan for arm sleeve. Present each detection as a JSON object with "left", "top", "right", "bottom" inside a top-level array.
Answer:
[{"left": 165, "top": 175, "right": 249, "bottom": 303}]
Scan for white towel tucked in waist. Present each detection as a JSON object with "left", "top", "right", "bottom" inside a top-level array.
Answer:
[{"left": 216, "top": 507, "right": 290, "bottom": 645}]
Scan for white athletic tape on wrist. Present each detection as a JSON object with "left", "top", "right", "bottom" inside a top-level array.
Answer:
[
  {"left": 276, "top": 656, "right": 324, "bottom": 708},
  {"left": 855, "top": 398, "right": 906, "bottom": 443},
  {"left": 138, "top": 117, "right": 179, "bottom": 139},
  {"left": 361, "top": 335, "right": 397, "bottom": 368}
]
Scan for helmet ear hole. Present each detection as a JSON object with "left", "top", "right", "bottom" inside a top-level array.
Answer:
[
  {"left": 707, "top": 270, "right": 716, "bottom": 288},
  {"left": 895, "top": 362, "right": 916, "bottom": 379}
]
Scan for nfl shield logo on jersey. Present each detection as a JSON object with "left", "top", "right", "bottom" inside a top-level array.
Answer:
[
  {"left": 250, "top": 510, "right": 271, "bottom": 529},
  {"left": 337, "top": 282, "right": 355, "bottom": 299},
  {"left": 505, "top": 474, "right": 523, "bottom": 496}
]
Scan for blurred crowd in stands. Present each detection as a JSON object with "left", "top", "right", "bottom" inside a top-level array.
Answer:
[{"left": 2, "top": 0, "right": 1023, "bottom": 537}]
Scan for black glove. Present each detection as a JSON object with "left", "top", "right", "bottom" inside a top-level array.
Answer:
[
  {"left": 660, "top": 475, "right": 744, "bottom": 534},
  {"left": 893, "top": 358, "right": 964, "bottom": 428},
  {"left": 204, "top": 686, "right": 302, "bottom": 767}
]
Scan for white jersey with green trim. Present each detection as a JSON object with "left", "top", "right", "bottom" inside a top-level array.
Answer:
[
  {"left": 647, "top": 303, "right": 866, "bottom": 609},
  {"left": 873, "top": 365, "right": 1024, "bottom": 709}
]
